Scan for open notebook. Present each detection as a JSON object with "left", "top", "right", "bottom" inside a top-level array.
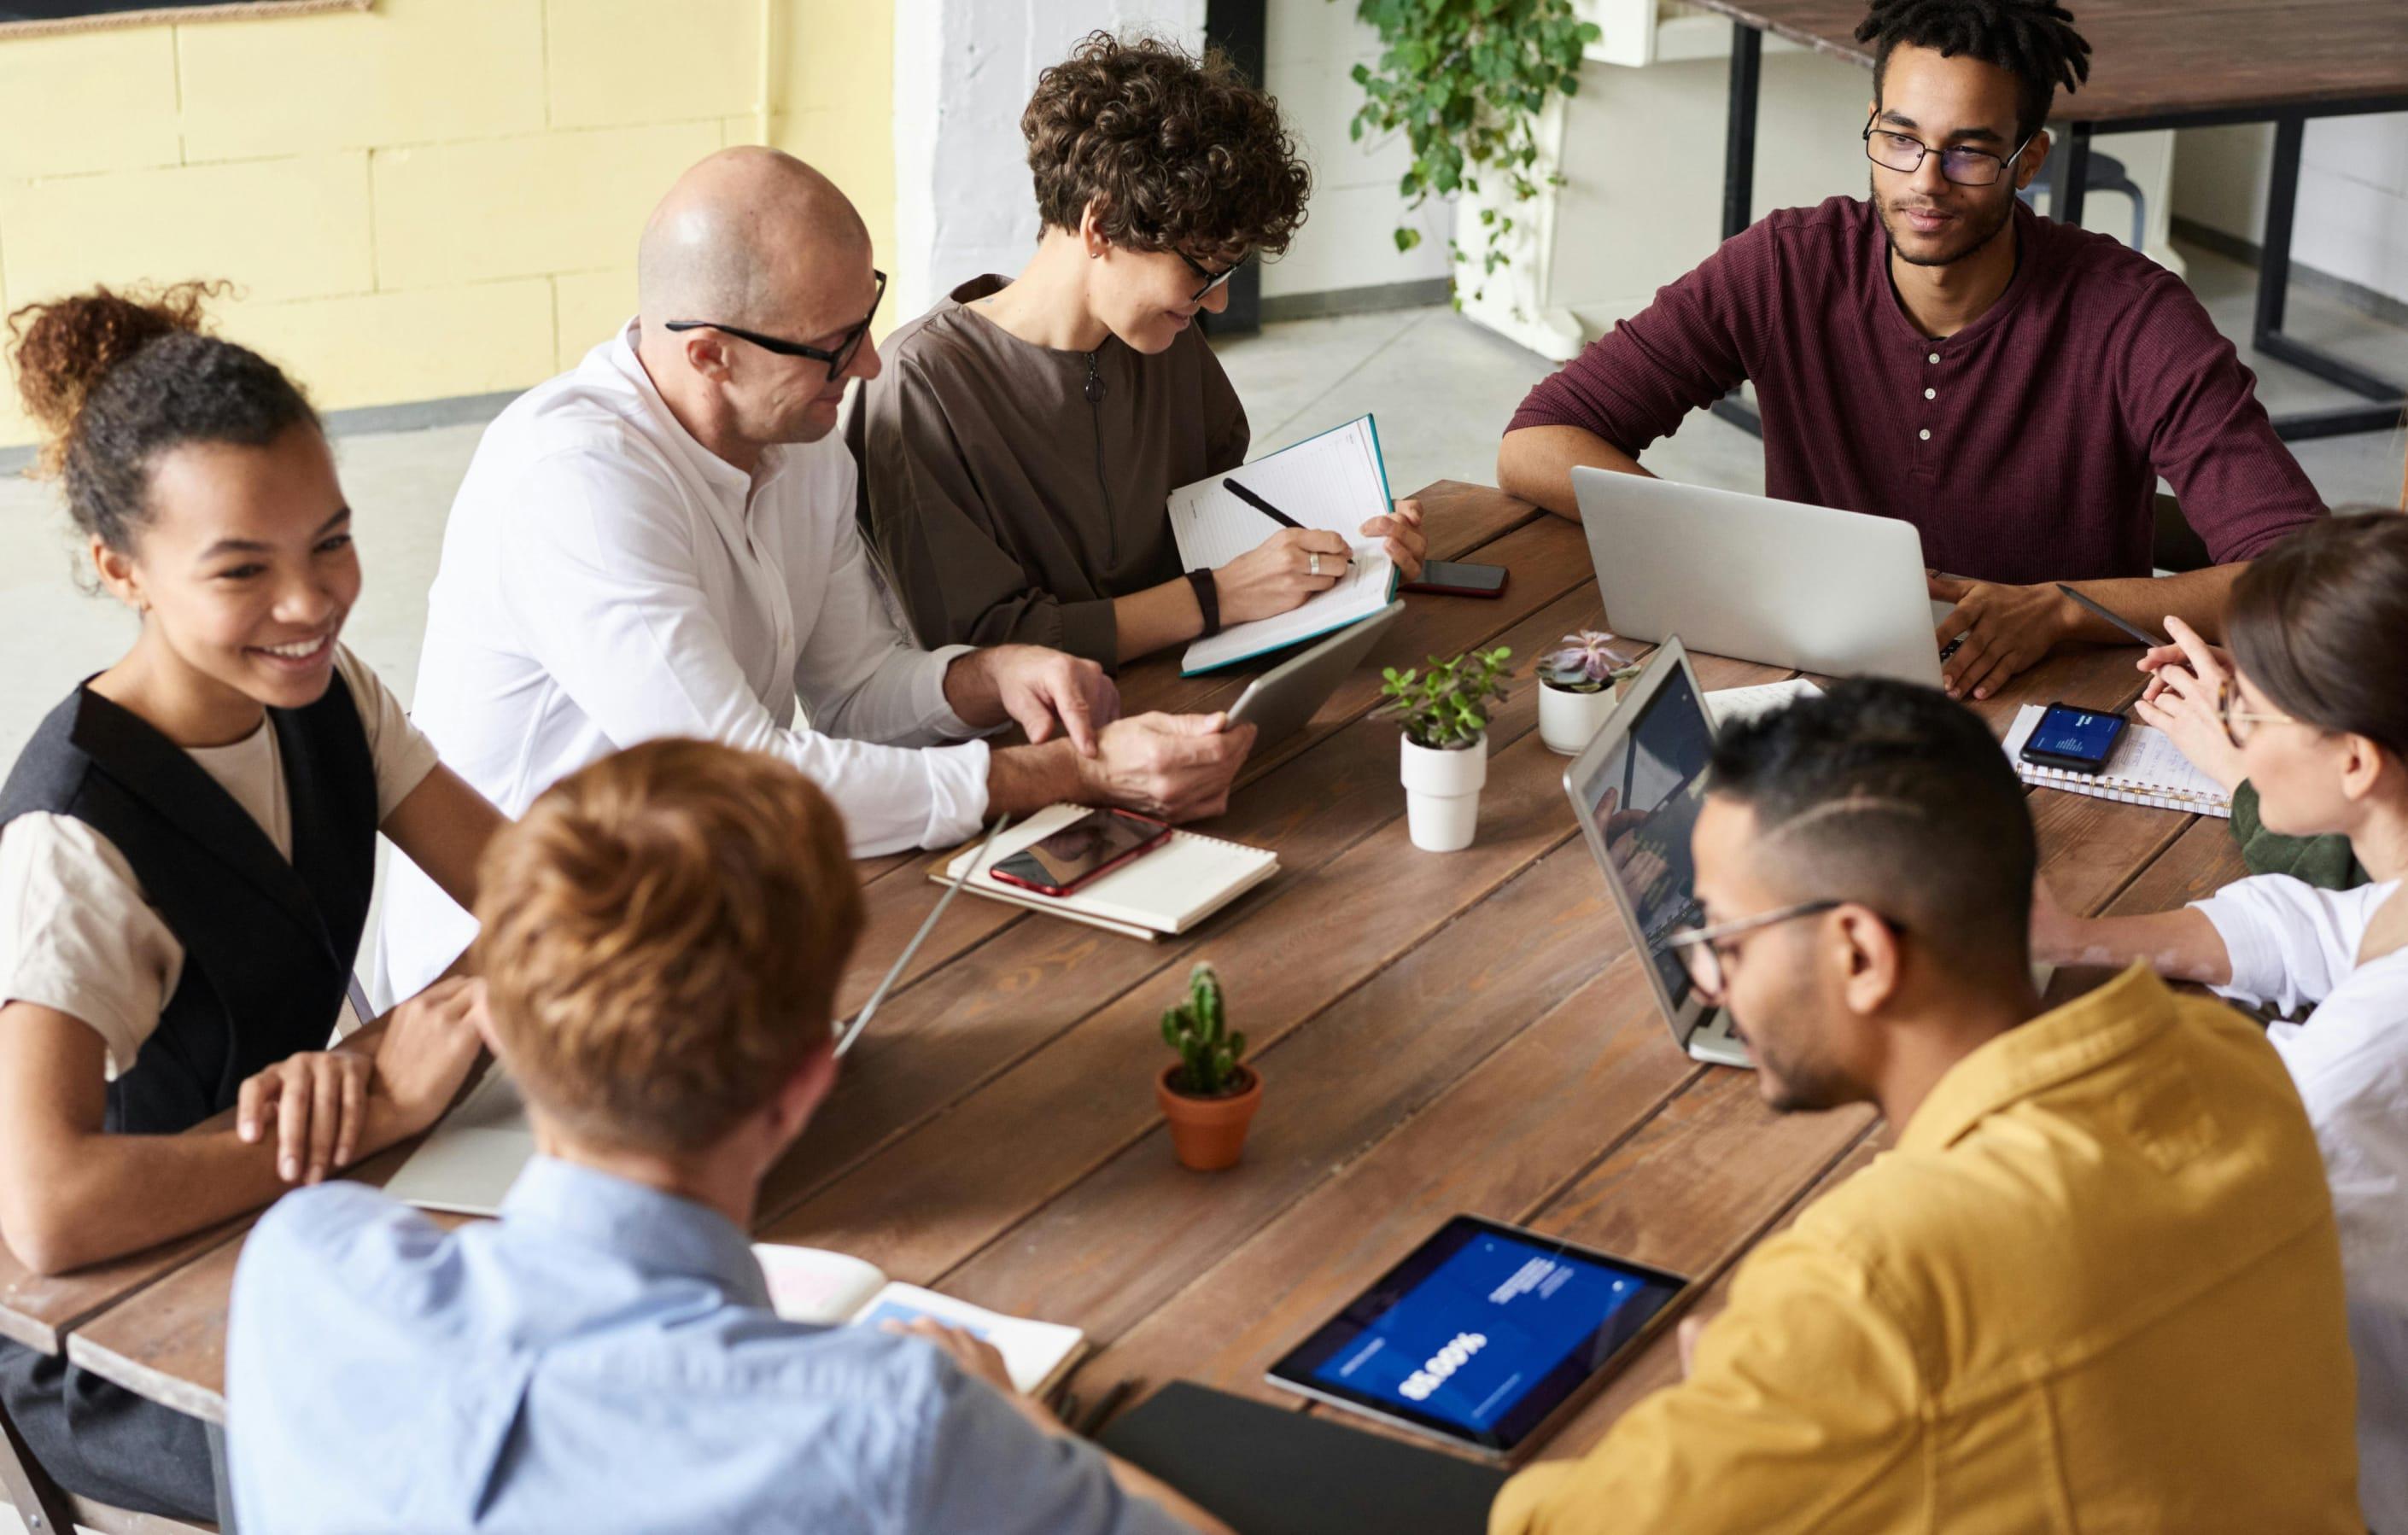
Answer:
[
  {"left": 1168, "top": 415, "right": 1400, "bottom": 675},
  {"left": 2002, "top": 704, "right": 2233, "bottom": 817},
  {"left": 932, "top": 803, "right": 1278, "bottom": 940},
  {"left": 754, "top": 1245, "right": 1085, "bottom": 1397}
]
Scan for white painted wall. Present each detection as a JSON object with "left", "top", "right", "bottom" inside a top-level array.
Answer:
[
  {"left": 2173, "top": 114, "right": 2408, "bottom": 307},
  {"left": 1260, "top": 0, "right": 1452, "bottom": 300},
  {"left": 891, "top": 0, "right": 1208, "bottom": 321}
]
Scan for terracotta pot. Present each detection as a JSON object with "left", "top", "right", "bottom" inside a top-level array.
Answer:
[{"left": 1156, "top": 1063, "right": 1264, "bottom": 1171}]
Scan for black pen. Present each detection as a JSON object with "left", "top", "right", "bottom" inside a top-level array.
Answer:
[
  {"left": 1222, "top": 477, "right": 1304, "bottom": 532},
  {"left": 2053, "top": 583, "right": 2169, "bottom": 648}
]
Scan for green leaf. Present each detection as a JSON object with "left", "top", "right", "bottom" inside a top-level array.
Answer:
[{"left": 1394, "top": 226, "right": 1423, "bottom": 254}]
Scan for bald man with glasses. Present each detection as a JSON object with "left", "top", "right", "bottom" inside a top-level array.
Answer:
[
  {"left": 381, "top": 149, "right": 1254, "bottom": 1001},
  {"left": 1499, "top": 0, "right": 2323, "bottom": 708}
]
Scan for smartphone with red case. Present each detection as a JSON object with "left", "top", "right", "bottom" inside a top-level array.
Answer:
[
  {"left": 1400, "top": 560, "right": 1509, "bottom": 598},
  {"left": 990, "top": 808, "right": 1175, "bottom": 897}
]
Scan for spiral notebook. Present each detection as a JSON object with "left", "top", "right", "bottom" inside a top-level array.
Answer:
[
  {"left": 931, "top": 803, "right": 1279, "bottom": 939},
  {"left": 1167, "top": 415, "right": 1400, "bottom": 676},
  {"left": 2001, "top": 705, "right": 2233, "bottom": 818}
]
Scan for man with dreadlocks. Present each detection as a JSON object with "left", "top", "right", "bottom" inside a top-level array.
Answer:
[{"left": 1499, "top": 0, "right": 2325, "bottom": 705}]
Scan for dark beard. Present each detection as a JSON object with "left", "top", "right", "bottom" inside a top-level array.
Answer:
[{"left": 1873, "top": 173, "right": 2018, "bottom": 269}]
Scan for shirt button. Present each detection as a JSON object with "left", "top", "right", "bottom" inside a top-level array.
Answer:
[
  {"left": 1918, "top": 429, "right": 1932, "bottom": 441},
  {"left": 1927, "top": 352, "right": 1940, "bottom": 365},
  {"left": 1924, "top": 387, "right": 1936, "bottom": 400}
]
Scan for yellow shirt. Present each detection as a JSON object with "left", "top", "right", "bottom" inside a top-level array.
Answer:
[{"left": 1492, "top": 966, "right": 2362, "bottom": 1534}]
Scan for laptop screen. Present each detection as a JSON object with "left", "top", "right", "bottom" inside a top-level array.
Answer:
[{"left": 1573, "top": 665, "right": 1716, "bottom": 1013}]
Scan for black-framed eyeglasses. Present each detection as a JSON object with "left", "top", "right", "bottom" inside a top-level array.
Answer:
[
  {"left": 1863, "top": 117, "right": 2035, "bottom": 187},
  {"left": 664, "top": 269, "right": 886, "bottom": 382},
  {"left": 1662, "top": 899, "right": 1900, "bottom": 1001},
  {"left": 1176, "top": 249, "right": 1248, "bottom": 303}
]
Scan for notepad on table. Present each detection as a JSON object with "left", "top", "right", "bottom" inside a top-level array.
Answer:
[
  {"left": 931, "top": 803, "right": 1279, "bottom": 940},
  {"left": 383, "top": 1062, "right": 535, "bottom": 1217},
  {"left": 2001, "top": 704, "right": 2233, "bottom": 817},
  {"left": 1167, "top": 414, "right": 1400, "bottom": 675},
  {"left": 753, "top": 1244, "right": 1086, "bottom": 1397},
  {"left": 1704, "top": 679, "right": 1824, "bottom": 728}
]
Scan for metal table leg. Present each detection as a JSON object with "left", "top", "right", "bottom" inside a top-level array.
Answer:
[
  {"left": 0, "top": 1394, "right": 76, "bottom": 1535},
  {"left": 209, "top": 1421, "right": 239, "bottom": 1533},
  {"left": 2252, "top": 114, "right": 2405, "bottom": 440},
  {"left": 1710, "top": 20, "right": 1768, "bottom": 438},
  {"left": 2051, "top": 120, "right": 2092, "bottom": 229}
]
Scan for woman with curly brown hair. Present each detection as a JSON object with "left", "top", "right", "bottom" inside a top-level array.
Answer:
[
  {"left": 0, "top": 283, "right": 494, "bottom": 1517},
  {"left": 853, "top": 31, "right": 1427, "bottom": 669}
]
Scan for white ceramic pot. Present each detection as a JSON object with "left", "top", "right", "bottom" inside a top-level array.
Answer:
[
  {"left": 1400, "top": 733, "right": 1489, "bottom": 852},
  {"left": 1538, "top": 680, "right": 1617, "bottom": 756}
]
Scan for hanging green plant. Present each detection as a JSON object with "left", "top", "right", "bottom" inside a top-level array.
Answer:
[{"left": 1337, "top": 0, "right": 1600, "bottom": 296}]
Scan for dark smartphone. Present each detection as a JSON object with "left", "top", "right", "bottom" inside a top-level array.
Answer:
[
  {"left": 991, "top": 808, "right": 1174, "bottom": 896},
  {"left": 1400, "top": 560, "right": 1509, "bottom": 598},
  {"left": 2019, "top": 703, "right": 2128, "bottom": 774}
]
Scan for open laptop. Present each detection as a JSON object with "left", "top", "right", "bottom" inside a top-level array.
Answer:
[
  {"left": 1561, "top": 638, "right": 1749, "bottom": 1069},
  {"left": 1570, "top": 467, "right": 1950, "bottom": 686}
]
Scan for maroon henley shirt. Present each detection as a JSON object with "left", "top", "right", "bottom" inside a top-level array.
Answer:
[{"left": 1509, "top": 196, "right": 2326, "bottom": 581}]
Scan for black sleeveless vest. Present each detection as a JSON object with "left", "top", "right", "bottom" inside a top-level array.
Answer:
[{"left": 0, "top": 674, "right": 377, "bottom": 1135}]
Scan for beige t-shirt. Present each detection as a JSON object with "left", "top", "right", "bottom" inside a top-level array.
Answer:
[{"left": 0, "top": 646, "right": 440, "bottom": 1074}]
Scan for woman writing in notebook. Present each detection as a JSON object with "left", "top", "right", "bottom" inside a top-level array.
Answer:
[
  {"left": 2029, "top": 512, "right": 2408, "bottom": 1532},
  {"left": 851, "top": 32, "right": 1426, "bottom": 669},
  {"left": 0, "top": 284, "right": 495, "bottom": 1517}
]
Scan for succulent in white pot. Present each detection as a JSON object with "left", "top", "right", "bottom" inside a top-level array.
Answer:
[
  {"left": 1375, "top": 646, "right": 1513, "bottom": 852},
  {"left": 1535, "top": 630, "right": 1642, "bottom": 756}
]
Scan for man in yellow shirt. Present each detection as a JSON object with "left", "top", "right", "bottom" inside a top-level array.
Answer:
[{"left": 1493, "top": 679, "right": 2362, "bottom": 1533}]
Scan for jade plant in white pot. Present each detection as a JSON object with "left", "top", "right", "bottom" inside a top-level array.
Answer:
[
  {"left": 1375, "top": 645, "right": 1512, "bottom": 852},
  {"left": 1535, "top": 630, "right": 1641, "bottom": 756}
]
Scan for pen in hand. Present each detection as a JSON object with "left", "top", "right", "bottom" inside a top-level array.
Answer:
[
  {"left": 2053, "top": 583, "right": 2170, "bottom": 648},
  {"left": 1222, "top": 477, "right": 1304, "bottom": 532}
]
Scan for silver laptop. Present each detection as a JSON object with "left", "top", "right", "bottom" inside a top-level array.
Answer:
[
  {"left": 1570, "top": 467, "right": 1949, "bottom": 687},
  {"left": 1226, "top": 601, "right": 1404, "bottom": 748},
  {"left": 1561, "top": 638, "right": 1749, "bottom": 1069}
]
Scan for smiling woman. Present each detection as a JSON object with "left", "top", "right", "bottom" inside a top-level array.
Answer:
[{"left": 0, "top": 281, "right": 500, "bottom": 1519}]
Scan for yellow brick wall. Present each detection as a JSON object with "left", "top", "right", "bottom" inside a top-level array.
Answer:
[{"left": 0, "top": 0, "right": 897, "bottom": 447}]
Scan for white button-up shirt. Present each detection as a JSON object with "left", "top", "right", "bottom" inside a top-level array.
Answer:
[{"left": 378, "top": 322, "right": 989, "bottom": 1000}]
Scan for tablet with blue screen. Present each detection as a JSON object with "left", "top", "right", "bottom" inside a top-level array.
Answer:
[{"left": 1265, "top": 1215, "right": 1686, "bottom": 1461}]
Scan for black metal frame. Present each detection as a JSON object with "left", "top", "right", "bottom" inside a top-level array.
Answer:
[
  {"left": 1201, "top": 0, "right": 1268, "bottom": 337},
  {"left": 1711, "top": 20, "right": 2408, "bottom": 442}
]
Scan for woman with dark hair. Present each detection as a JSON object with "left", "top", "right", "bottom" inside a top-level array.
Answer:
[
  {"left": 851, "top": 32, "right": 1426, "bottom": 669},
  {"left": 0, "top": 283, "right": 494, "bottom": 1516},
  {"left": 2032, "top": 512, "right": 2408, "bottom": 1532}
]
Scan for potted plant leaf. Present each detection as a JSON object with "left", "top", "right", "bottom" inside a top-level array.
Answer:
[
  {"left": 1536, "top": 630, "right": 1643, "bottom": 756},
  {"left": 1155, "top": 962, "right": 1261, "bottom": 1172},
  {"left": 1375, "top": 645, "right": 1512, "bottom": 852}
]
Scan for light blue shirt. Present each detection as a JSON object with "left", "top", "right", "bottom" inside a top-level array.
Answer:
[{"left": 227, "top": 1157, "right": 1181, "bottom": 1534}]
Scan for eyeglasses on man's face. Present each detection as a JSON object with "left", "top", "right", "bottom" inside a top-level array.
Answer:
[
  {"left": 663, "top": 269, "right": 887, "bottom": 382},
  {"left": 1175, "top": 248, "right": 1248, "bottom": 304},
  {"left": 1663, "top": 900, "right": 1844, "bottom": 1001},
  {"left": 1863, "top": 116, "right": 2035, "bottom": 188}
]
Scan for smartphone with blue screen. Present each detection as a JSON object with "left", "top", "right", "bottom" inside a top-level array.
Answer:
[{"left": 2019, "top": 703, "right": 2127, "bottom": 775}]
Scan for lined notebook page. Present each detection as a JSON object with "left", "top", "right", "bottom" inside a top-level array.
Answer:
[
  {"left": 937, "top": 803, "right": 1279, "bottom": 935},
  {"left": 1168, "top": 416, "right": 1398, "bottom": 674},
  {"left": 2001, "top": 705, "right": 2233, "bottom": 818}
]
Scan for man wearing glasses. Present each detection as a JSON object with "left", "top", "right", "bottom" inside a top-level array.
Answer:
[
  {"left": 380, "top": 148, "right": 1254, "bottom": 1000},
  {"left": 1491, "top": 680, "right": 2363, "bottom": 1532},
  {"left": 1499, "top": 0, "right": 2324, "bottom": 704}
]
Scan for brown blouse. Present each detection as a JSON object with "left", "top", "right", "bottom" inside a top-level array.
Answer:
[{"left": 849, "top": 274, "right": 1250, "bottom": 670}]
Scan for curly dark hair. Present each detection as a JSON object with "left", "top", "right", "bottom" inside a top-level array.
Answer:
[
  {"left": 1856, "top": 0, "right": 2091, "bottom": 146},
  {"left": 1022, "top": 32, "right": 1310, "bottom": 266},
  {"left": 7, "top": 280, "right": 317, "bottom": 553}
]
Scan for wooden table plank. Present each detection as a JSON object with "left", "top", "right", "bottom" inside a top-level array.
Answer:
[{"left": 1682, "top": 0, "right": 2408, "bottom": 124}]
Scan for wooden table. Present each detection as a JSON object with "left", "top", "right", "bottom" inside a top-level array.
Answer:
[
  {"left": 0, "top": 482, "right": 2257, "bottom": 1526},
  {"left": 1686, "top": 0, "right": 2408, "bottom": 442}
]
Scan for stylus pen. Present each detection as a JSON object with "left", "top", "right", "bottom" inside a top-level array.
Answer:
[
  {"left": 834, "top": 811, "right": 1012, "bottom": 1059},
  {"left": 1222, "top": 477, "right": 1304, "bottom": 532},
  {"left": 2053, "top": 583, "right": 2170, "bottom": 649}
]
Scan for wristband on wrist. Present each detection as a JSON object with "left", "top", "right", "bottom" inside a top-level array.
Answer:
[{"left": 1185, "top": 568, "right": 1222, "bottom": 639}]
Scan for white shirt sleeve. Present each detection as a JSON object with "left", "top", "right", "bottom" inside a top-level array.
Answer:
[
  {"left": 492, "top": 448, "right": 990, "bottom": 856},
  {"left": 2189, "top": 874, "right": 2399, "bottom": 1016},
  {"left": 332, "top": 645, "right": 441, "bottom": 822},
  {"left": 2262, "top": 959, "right": 2408, "bottom": 1316},
  {"left": 0, "top": 813, "right": 180, "bottom": 1074}
]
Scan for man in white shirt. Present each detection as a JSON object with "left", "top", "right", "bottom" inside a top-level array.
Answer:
[{"left": 383, "top": 149, "right": 1253, "bottom": 997}]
